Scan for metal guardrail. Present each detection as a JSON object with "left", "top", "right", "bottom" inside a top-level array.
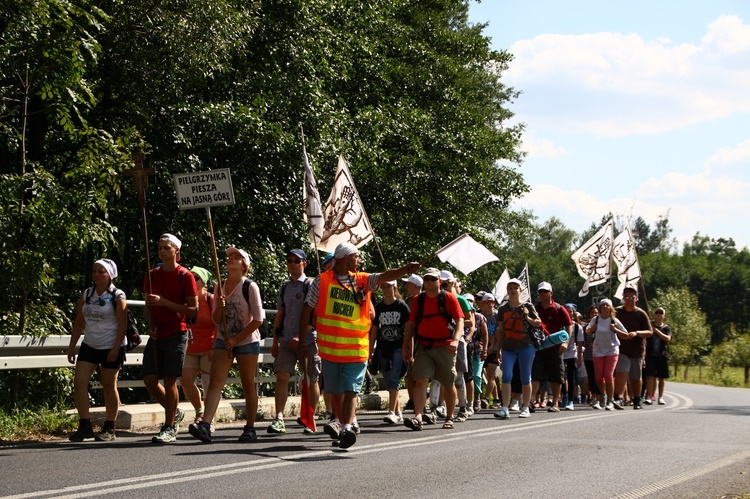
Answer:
[{"left": 0, "top": 301, "right": 279, "bottom": 371}]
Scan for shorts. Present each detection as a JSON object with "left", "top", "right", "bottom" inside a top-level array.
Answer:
[
  {"left": 274, "top": 342, "right": 321, "bottom": 382},
  {"left": 485, "top": 351, "right": 500, "bottom": 366},
  {"left": 377, "top": 347, "right": 405, "bottom": 390},
  {"left": 214, "top": 338, "right": 260, "bottom": 356},
  {"left": 615, "top": 355, "right": 643, "bottom": 380},
  {"left": 77, "top": 342, "right": 125, "bottom": 370},
  {"left": 644, "top": 356, "right": 669, "bottom": 379},
  {"left": 183, "top": 351, "right": 211, "bottom": 373},
  {"left": 412, "top": 345, "right": 457, "bottom": 386},
  {"left": 142, "top": 333, "right": 188, "bottom": 379},
  {"left": 321, "top": 359, "right": 367, "bottom": 394},
  {"left": 531, "top": 347, "right": 564, "bottom": 384},
  {"left": 455, "top": 339, "right": 468, "bottom": 373}
]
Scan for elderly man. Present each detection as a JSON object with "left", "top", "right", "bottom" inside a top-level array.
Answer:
[
  {"left": 402, "top": 268, "right": 465, "bottom": 430},
  {"left": 299, "top": 242, "right": 419, "bottom": 449}
]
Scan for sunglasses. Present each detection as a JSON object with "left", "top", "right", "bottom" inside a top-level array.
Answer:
[
  {"left": 655, "top": 311, "right": 664, "bottom": 315},
  {"left": 286, "top": 259, "right": 302, "bottom": 264},
  {"left": 191, "top": 274, "right": 201, "bottom": 282},
  {"left": 423, "top": 276, "right": 439, "bottom": 282}
]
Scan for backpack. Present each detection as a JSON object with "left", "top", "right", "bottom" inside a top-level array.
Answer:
[
  {"left": 413, "top": 290, "right": 456, "bottom": 349},
  {"left": 224, "top": 278, "right": 269, "bottom": 339},
  {"left": 84, "top": 286, "right": 141, "bottom": 351}
]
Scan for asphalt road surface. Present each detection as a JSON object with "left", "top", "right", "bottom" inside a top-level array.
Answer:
[{"left": 1, "top": 382, "right": 749, "bottom": 498}]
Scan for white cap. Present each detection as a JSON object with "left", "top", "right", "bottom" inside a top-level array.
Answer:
[
  {"left": 440, "top": 270, "right": 456, "bottom": 282},
  {"left": 538, "top": 281, "right": 552, "bottom": 292},
  {"left": 482, "top": 293, "right": 496, "bottom": 302},
  {"left": 463, "top": 293, "right": 475, "bottom": 302},
  {"left": 402, "top": 274, "right": 424, "bottom": 287},
  {"left": 94, "top": 259, "right": 118, "bottom": 280},
  {"left": 226, "top": 247, "right": 250, "bottom": 267},
  {"left": 160, "top": 233, "right": 182, "bottom": 249}
]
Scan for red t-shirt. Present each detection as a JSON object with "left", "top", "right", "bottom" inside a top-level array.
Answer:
[
  {"left": 409, "top": 291, "right": 463, "bottom": 347},
  {"left": 187, "top": 292, "right": 215, "bottom": 353},
  {"left": 143, "top": 265, "right": 197, "bottom": 339}
]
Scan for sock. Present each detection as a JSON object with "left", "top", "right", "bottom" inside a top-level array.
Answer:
[{"left": 343, "top": 423, "right": 352, "bottom": 432}]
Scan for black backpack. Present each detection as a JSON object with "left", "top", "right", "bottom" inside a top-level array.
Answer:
[
  {"left": 413, "top": 290, "right": 456, "bottom": 349},
  {"left": 84, "top": 286, "right": 141, "bottom": 351}
]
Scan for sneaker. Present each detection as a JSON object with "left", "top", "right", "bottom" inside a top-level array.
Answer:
[
  {"left": 152, "top": 425, "right": 176, "bottom": 444},
  {"left": 351, "top": 423, "right": 361, "bottom": 435},
  {"left": 494, "top": 408, "right": 509, "bottom": 419},
  {"left": 303, "top": 426, "right": 316, "bottom": 435},
  {"left": 69, "top": 423, "right": 95, "bottom": 442},
  {"left": 658, "top": 397, "right": 665, "bottom": 405},
  {"left": 338, "top": 429, "right": 357, "bottom": 449},
  {"left": 188, "top": 421, "right": 212, "bottom": 443},
  {"left": 465, "top": 405, "right": 474, "bottom": 417},
  {"left": 643, "top": 398, "right": 653, "bottom": 405},
  {"left": 238, "top": 426, "right": 257, "bottom": 442},
  {"left": 518, "top": 407, "right": 530, "bottom": 418},
  {"left": 324, "top": 421, "right": 341, "bottom": 440},
  {"left": 455, "top": 410, "right": 468, "bottom": 422},
  {"left": 565, "top": 401, "right": 574, "bottom": 411},
  {"left": 480, "top": 398, "right": 489, "bottom": 409},
  {"left": 94, "top": 426, "right": 116, "bottom": 442},
  {"left": 383, "top": 411, "right": 401, "bottom": 424},
  {"left": 605, "top": 401, "right": 614, "bottom": 411},
  {"left": 612, "top": 399, "right": 625, "bottom": 410},
  {"left": 548, "top": 405, "right": 560, "bottom": 413},
  {"left": 267, "top": 417, "right": 286, "bottom": 434},
  {"left": 174, "top": 408, "right": 185, "bottom": 433},
  {"left": 592, "top": 400, "right": 602, "bottom": 410},
  {"left": 633, "top": 400, "right": 643, "bottom": 410},
  {"left": 435, "top": 404, "right": 447, "bottom": 419},
  {"left": 322, "top": 410, "right": 334, "bottom": 421},
  {"left": 473, "top": 401, "right": 481, "bottom": 413},
  {"left": 489, "top": 402, "right": 501, "bottom": 410},
  {"left": 509, "top": 401, "right": 520, "bottom": 412}
]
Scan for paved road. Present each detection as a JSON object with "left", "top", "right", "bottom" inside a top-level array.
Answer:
[{"left": 1, "top": 382, "right": 749, "bottom": 498}]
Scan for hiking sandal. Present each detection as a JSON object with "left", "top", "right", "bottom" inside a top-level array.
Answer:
[
  {"left": 442, "top": 417, "right": 455, "bottom": 429},
  {"left": 404, "top": 417, "right": 423, "bottom": 431}
]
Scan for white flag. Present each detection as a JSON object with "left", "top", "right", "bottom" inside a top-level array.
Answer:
[
  {"left": 612, "top": 226, "right": 641, "bottom": 300},
  {"left": 302, "top": 144, "right": 324, "bottom": 243},
  {"left": 492, "top": 269, "right": 511, "bottom": 305},
  {"left": 571, "top": 220, "right": 614, "bottom": 297},
  {"left": 318, "top": 155, "right": 374, "bottom": 253},
  {"left": 434, "top": 234, "right": 499, "bottom": 275},
  {"left": 517, "top": 263, "right": 532, "bottom": 304}
]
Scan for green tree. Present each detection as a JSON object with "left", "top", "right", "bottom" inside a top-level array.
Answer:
[{"left": 651, "top": 287, "right": 711, "bottom": 379}]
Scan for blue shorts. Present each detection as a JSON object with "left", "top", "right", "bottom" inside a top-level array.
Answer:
[
  {"left": 214, "top": 338, "right": 260, "bottom": 356},
  {"left": 378, "top": 347, "right": 404, "bottom": 390},
  {"left": 321, "top": 359, "right": 367, "bottom": 395}
]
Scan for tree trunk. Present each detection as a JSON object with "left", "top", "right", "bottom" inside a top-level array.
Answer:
[{"left": 683, "top": 365, "right": 689, "bottom": 381}]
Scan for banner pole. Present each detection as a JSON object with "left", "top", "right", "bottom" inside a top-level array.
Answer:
[{"left": 205, "top": 206, "right": 231, "bottom": 359}]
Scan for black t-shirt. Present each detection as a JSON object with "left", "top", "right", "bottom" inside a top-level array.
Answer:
[
  {"left": 374, "top": 299, "right": 411, "bottom": 349},
  {"left": 647, "top": 322, "right": 672, "bottom": 357}
]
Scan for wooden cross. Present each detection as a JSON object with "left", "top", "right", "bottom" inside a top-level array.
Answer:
[{"left": 124, "top": 152, "right": 155, "bottom": 207}]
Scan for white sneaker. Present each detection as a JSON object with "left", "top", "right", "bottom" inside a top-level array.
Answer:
[
  {"left": 518, "top": 407, "right": 530, "bottom": 418},
  {"left": 509, "top": 401, "right": 520, "bottom": 412},
  {"left": 565, "top": 401, "right": 574, "bottom": 411},
  {"left": 383, "top": 411, "right": 401, "bottom": 424},
  {"left": 494, "top": 408, "right": 509, "bottom": 419},
  {"left": 435, "top": 404, "right": 447, "bottom": 419},
  {"left": 592, "top": 400, "right": 602, "bottom": 410},
  {"left": 658, "top": 397, "right": 665, "bottom": 405}
]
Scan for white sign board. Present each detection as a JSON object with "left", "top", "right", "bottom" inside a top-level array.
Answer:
[{"left": 173, "top": 169, "right": 235, "bottom": 210}]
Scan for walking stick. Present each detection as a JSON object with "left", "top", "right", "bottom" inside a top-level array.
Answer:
[
  {"left": 205, "top": 206, "right": 232, "bottom": 360},
  {"left": 125, "top": 153, "right": 158, "bottom": 369}
]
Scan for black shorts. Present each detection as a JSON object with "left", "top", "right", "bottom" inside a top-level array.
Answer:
[
  {"left": 644, "top": 356, "right": 669, "bottom": 379},
  {"left": 531, "top": 348, "right": 565, "bottom": 384},
  {"left": 142, "top": 333, "right": 188, "bottom": 379},
  {"left": 485, "top": 352, "right": 500, "bottom": 366},
  {"left": 77, "top": 342, "right": 125, "bottom": 370}
]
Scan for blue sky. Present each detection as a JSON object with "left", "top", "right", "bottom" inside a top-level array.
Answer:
[{"left": 468, "top": 0, "right": 750, "bottom": 250}]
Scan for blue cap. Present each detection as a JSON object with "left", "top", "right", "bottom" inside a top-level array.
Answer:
[
  {"left": 323, "top": 252, "right": 334, "bottom": 266},
  {"left": 287, "top": 249, "right": 307, "bottom": 261}
]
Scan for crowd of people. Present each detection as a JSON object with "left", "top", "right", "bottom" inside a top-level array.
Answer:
[{"left": 66, "top": 238, "right": 672, "bottom": 449}]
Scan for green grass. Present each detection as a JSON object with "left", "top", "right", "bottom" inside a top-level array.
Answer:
[
  {"left": 0, "top": 407, "right": 76, "bottom": 443},
  {"left": 670, "top": 365, "right": 750, "bottom": 388}
]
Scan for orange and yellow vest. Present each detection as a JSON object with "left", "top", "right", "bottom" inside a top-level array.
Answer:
[{"left": 315, "top": 270, "right": 372, "bottom": 363}]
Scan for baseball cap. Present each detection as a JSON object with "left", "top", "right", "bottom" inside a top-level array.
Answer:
[
  {"left": 507, "top": 278, "right": 523, "bottom": 288},
  {"left": 226, "top": 247, "right": 250, "bottom": 267},
  {"left": 482, "top": 293, "right": 496, "bottom": 302},
  {"left": 538, "top": 281, "right": 552, "bottom": 292},
  {"left": 623, "top": 284, "right": 638, "bottom": 294},
  {"left": 423, "top": 267, "right": 441, "bottom": 278},
  {"left": 402, "top": 274, "right": 424, "bottom": 287},
  {"left": 463, "top": 293, "right": 475, "bottom": 302},
  {"left": 322, "top": 252, "right": 334, "bottom": 267},
  {"left": 440, "top": 270, "right": 456, "bottom": 282},
  {"left": 287, "top": 248, "right": 307, "bottom": 261}
]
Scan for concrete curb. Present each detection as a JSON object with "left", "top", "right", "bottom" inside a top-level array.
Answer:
[{"left": 70, "top": 390, "right": 410, "bottom": 430}]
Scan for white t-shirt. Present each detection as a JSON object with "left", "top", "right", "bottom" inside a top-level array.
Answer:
[
  {"left": 213, "top": 277, "right": 265, "bottom": 346},
  {"left": 563, "top": 322, "right": 585, "bottom": 360},
  {"left": 82, "top": 286, "right": 127, "bottom": 350},
  {"left": 591, "top": 316, "right": 624, "bottom": 357}
]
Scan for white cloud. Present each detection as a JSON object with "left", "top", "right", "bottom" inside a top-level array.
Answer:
[
  {"left": 506, "top": 15, "right": 750, "bottom": 137},
  {"left": 521, "top": 131, "right": 568, "bottom": 158}
]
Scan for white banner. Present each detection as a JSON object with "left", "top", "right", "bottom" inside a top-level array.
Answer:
[
  {"left": 492, "top": 269, "right": 511, "bottom": 305},
  {"left": 435, "top": 234, "right": 499, "bottom": 275},
  {"left": 612, "top": 226, "right": 641, "bottom": 300},
  {"left": 302, "top": 145, "right": 324, "bottom": 243},
  {"left": 571, "top": 220, "right": 614, "bottom": 296},
  {"left": 318, "top": 155, "right": 374, "bottom": 253},
  {"left": 518, "top": 263, "right": 531, "bottom": 304}
]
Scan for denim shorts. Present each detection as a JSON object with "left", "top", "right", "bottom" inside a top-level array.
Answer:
[
  {"left": 214, "top": 338, "right": 260, "bottom": 356},
  {"left": 320, "top": 359, "right": 367, "bottom": 395}
]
